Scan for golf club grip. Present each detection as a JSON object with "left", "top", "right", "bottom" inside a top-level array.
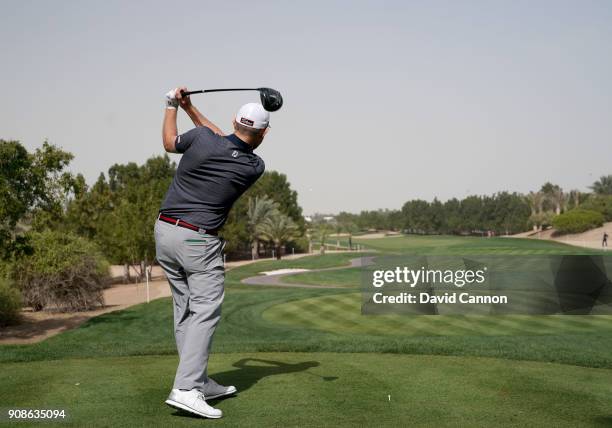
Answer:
[
  {"left": 180, "top": 90, "right": 203, "bottom": 96},
  {"left": 180, "top": 88, "right": 258, "bottom": 97}
]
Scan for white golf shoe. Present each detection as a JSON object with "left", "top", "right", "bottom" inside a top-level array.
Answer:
[
  {"left": 165, "top": 389, "right": 222, "bottom": 419},
  {"left": 203, "top": 378, "right": 238, "bottom": 400}
]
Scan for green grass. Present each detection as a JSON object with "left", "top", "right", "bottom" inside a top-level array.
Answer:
[
  {"left": 2, "top": 352, "right": 612, "bottom": 427},
  {"left": 284, "top": 268, "right": 361, "bottom": 287},
  {"left": 352, "top": 235, "right": 605, "bottom": 255},
  {"left": 225, "top": 252, "right": 368, "bottom": 285},
  {"left": 284, "top": 235, "right": 608, "bottom": 287},
  {"left": 264, "top": 292, "right": 612, "bottom": 336},
  {"left": 3, "top": 288, "right": 612, "bottom": 369},
  {"left": 3, "top": 235, "right": 612, "bottom": 426}
]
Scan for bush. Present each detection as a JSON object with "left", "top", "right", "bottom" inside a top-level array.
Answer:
[
  {"left": 581, "top": 195, "right": 612, "bottom": 221},
  {"left": 552, "top": 209, "right": 605, "bottom": 235},
  {"left": 0, "top": 278, "right": 21, "bottom": 326},
  {"left": 528, "top": 211, "right": 555, "bottom": 230},
  {"left": 12, "top": 231, "right": 109, "bottom": 312}
]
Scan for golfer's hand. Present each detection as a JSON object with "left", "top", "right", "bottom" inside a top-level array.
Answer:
[
  {"left": 165, "top": 88, "right": 179, "bottom": 109},
  {"left": 176, "top": 86, "right": 193, "bottom": 110}
]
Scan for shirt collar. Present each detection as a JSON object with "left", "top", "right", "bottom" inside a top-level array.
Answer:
[{"left": 226, "top": 134, "right": 253, "bottom": 152}]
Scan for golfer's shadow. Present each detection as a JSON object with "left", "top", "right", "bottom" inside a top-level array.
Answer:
[
  {"left": 210, "top": 358, "right": 337, "bottom": 400},
  {"left": 171, "top": 358, "right": 337, "bottom": 418}
]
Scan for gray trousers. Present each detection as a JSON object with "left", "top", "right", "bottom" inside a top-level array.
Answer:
[{"left": 154, "top": 219, "right": 226, "bottom": 391}]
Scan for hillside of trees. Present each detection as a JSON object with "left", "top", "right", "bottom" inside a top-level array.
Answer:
[{"left": 332, "top": 179, "right": 612, "bottom": 237}]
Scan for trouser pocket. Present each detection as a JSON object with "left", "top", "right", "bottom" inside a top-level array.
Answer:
[{"left": 182, "top": 235, "right": 225, "bottom": 272}]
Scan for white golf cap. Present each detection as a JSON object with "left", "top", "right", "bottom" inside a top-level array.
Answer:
[{"left": 235, "top": 103, "right": 270, "bottom": 129}]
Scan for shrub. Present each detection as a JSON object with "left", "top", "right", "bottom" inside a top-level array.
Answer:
[
  {"left": 528, "top": 211, "right": 555, "bottom": 230},
  {"left": 12, "top": 231, "right": 109, "bottom": 312},
  {"left": 552, "top": 209, "right": 605, "bottom": 235},
  {"left": 581, "top": 195, "right": 612, "bottom": 221},
  {"left": 0, "top": 278, "right": 21, "bottom": 326}
]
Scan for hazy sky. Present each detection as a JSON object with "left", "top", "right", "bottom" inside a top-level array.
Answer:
[{"left": 2, "top": 0, "right": 611, "bottom": 214}]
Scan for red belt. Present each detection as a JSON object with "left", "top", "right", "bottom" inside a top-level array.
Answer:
[{"left": 158, "top": 214, "right": 218, "bottom": 236}]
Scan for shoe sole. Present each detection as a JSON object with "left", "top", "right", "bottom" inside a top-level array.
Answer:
[
  {"left": 206, "top": 386, "right": 238, "bottom": 400},
  {"left": 165, "top": 399, "right": 222, "bottom": 419}
]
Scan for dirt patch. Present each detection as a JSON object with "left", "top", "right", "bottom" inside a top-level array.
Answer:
[
  {"left": 511, "top": 222, "right": 612, "bottom": 250},
  {"left": 0, "top": 306, "right": 123, "bottom": 345}
]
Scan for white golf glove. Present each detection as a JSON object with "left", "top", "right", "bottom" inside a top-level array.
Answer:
[{"left": 165, "top": 88, "right": 179, "bottom": 109}]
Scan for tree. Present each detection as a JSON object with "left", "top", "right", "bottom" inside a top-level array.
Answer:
[
  {"left": 249, "top": 171, "right": 304, "bottom": 230},
  {"left": 221, "top": 171, "right": 306, "bottom": 258},
  {"left": 460, "top": 196, "right": 484, "bottom": 234},
  {"left": 402, "top": 200, "right": 432, "bottom": 233},
  {"left": 0, "top": 140, "right": 77, "bottom": 258},
  {"left": 590, "top": 175, "right": 612, "bottom": 195},
  {"left": 334, "top": 216, "right": 359, "bottom": 249},
  {"left": 66, "top": 155, "right": 176, "bottom": 278},
  {"left": 539, "top": 182, "right": 563, "bottom": 213},
  {"left": 311, "top": 220, "right": 333, "bottom": 254},
  {"left": 443, "top": 198, "right": 462, "bottom": 234},
  {"left": 64, "top": 173, "right": 113, "bottom": 239},
  {"left": 247, "top": 196, "right": 279, "bottom": 259},
  {"left": 493, "top": 192, "right": 530, "bottom": 235},
  {"left": 581, "top": 194, "right": 612, "bottom": 221},
  {"left": 257, "top": 212, "right": 299, "bottom": 259},
  {"left": 526, "top": 191, "right": 544, "bottom": 216},
  {"left": 567, "top": 189, "right": 582, "bottom": 211}
]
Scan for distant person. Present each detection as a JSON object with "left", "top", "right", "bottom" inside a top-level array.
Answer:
[{"left": 603, "top": 232, "right": 609, "bottom": 249}]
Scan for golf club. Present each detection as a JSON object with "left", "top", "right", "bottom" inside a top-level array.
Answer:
[{"left": 180, "top": 87, "right": 283, "bottom": 112}]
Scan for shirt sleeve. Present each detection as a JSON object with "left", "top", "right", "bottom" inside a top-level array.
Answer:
[
  {"left": 174, "top": 128, "right": 198, "bottom": 153},
  {"left": 175, "top": 127, "right": 215, "bottom": 153}
]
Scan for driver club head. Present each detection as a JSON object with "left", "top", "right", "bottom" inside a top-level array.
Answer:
[{"left": 258, "top": 87, "right": 283, "bottom": 112}]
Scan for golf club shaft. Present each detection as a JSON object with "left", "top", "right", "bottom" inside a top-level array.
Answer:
[{"left": 181, "top": 88, "right": 259, "bottom": 96}]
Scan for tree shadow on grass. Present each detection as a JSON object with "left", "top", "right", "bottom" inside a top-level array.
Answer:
[
  {"left": 78, "top": 308, "right": 139, "bottom": 327},
  {"left": 171, "top": 358, "right": 337, "bottom": 418}
]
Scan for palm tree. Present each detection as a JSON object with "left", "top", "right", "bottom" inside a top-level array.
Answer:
[
  {"left": 526, "top": 191, "right": 544, "bottom": 216},
  {"left": 247, "top": 196, "right": 279, "bottom": 260},
  {"left": 551, "top": 187, "right": 565, "bottom": 215},
  {"left": 590, "top": 175, "right": 612, "bottom": 195},
  {"left": 314, "top": 221, "right": 333, "bottom": 254},
  {"left": 257, "top": 212, "right": 299, "bottom": 260},
  {"left": 567, "top": 189, "right": 581, "bottom": 210},
  {"left": 526, "top": 191, "right": 546, "bottom": 231}
]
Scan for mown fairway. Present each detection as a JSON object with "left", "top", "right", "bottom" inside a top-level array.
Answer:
[
  {"left": 3, "top": 353, "right": 612, "bottom": 427},
  {"left": 2, "top": 235, "right": 612, "bottom": 427}
]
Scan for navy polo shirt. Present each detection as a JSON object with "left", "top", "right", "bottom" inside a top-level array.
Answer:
[{"left": 160, "top": 126, "right": 265, "bottom": 230}]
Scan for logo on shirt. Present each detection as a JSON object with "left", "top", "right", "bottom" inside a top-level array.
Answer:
[
  {"left": 231, "top": 150, "right": 239, "bottom": 158},
  {"left": 240, "top": 117, "right": 254, "bottom": 126}
]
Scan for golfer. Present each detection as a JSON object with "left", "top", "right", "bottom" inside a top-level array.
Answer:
[{"left": 154, "top": 87, "right": 269, "bottom": 418}]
